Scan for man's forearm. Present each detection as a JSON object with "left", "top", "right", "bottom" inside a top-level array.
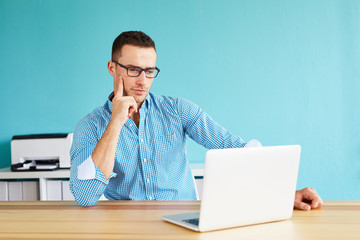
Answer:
[{"left": 91, "top": 119, "right": 122, "bottom": 180}]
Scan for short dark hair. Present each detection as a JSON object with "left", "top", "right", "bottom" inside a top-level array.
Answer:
[{"left": 112, "top": 31, "right": 156, "bottom": 61}]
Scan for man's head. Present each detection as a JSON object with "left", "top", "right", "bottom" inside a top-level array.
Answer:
[
  {"left": 108, "top": 31, "right": 158, "bottom": 108},
  {"left": 111, "top": 31, "right": 156, "bottom": 62}
]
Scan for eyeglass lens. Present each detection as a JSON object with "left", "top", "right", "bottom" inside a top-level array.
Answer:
[{"left": 128, "top": 67, "right": 158, "bottom": 78}]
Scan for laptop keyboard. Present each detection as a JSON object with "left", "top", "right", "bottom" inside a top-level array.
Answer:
[{"left": 183, "top": 218, "right": 199, "bottom": 226}]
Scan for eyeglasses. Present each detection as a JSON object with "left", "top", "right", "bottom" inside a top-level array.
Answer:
[{"left": 112, "top": 61, "right": 160, "bottom": 78}]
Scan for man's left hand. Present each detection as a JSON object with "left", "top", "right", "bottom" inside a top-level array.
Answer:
[{"left": 294, "top": 187, "right": 323, "bottom": 211}]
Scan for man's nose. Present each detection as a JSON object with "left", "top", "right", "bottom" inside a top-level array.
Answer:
[{"left": 136, "top": 71, "right": 147, "bottom": 85}]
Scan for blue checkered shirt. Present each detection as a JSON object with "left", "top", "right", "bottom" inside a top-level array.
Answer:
[{"left": 70, "top": 92, "right": 255, "bottom": 206}]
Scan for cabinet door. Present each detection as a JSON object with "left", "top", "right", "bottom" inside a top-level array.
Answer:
[
  {"left": 47, "top": 180, "right": 62, "bottom": 200},
  {"left": 8, "top": 182, "right": 23, "bottom": 201},
  {"left": 0, "top": 182, "right": 9, "bottom": 201}
]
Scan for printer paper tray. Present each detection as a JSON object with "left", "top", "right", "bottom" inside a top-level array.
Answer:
[{"left": 11, "top": 160, "right": 60, "bottom": 172}]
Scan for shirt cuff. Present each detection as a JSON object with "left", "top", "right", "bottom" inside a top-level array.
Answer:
[
  {"left": 77, "top": 155, "right": 117, "bottom": 184},
  {"left": 244, "top": 139, "right": 262, "bottom": 148}
]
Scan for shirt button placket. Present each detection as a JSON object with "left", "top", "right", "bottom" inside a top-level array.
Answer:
[{"left": 139, "top": 109, "right": 152, "bottom": 200}]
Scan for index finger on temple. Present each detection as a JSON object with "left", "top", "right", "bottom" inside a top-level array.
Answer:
[{"left": 115, "top": 75, "right": 124, "bottom": 97}]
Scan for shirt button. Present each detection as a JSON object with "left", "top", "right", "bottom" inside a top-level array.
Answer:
[
  {"left": 129, "top": 124, "right": 133, "bottom": 127},
  {"left": 146, "top": 179, "right": 150, "bottom": 183},
  {"left": 144, "top": 158, "right": 147, "bottom": 163},
  {"left": 149, "top": 196, "right": 152, "bottom": 200},
  {"left": 140, "top": 138, "right": 144, "bottom": 142}
]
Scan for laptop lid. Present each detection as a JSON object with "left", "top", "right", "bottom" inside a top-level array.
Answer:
[{"left": 197, "top": 145, "right": 301, "bottom": 232}]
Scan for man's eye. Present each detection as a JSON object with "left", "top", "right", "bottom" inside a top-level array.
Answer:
[
  {"left": 146, "top": 69, "right": 155, "bottom": 74},
  {"left": 129, "top": 68, "right": 140, "bottom": 73}
]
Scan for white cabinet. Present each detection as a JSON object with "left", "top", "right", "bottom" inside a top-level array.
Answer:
[{"left": 0, "top": 168, "right": 70, "bottom": 200}]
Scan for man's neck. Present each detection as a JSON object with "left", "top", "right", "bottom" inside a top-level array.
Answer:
[
  {"left": 130, "top": 101, "right": 144, "bottom": 128},
  {"left": 130, "top": 111, "right": 140, "bottom": 128}
]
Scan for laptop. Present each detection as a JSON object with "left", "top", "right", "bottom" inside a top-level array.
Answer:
[{"left": 162, "top": 145, "right": 301, "bottom": 232}]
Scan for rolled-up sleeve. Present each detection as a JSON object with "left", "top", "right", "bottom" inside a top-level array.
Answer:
[{"left": 69, "top": 118, "right": 116, "bottom": 207}]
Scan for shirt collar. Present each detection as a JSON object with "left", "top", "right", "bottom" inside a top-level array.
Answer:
[{"left": 143, "top": 93, "right": 151, "bottom": 111}]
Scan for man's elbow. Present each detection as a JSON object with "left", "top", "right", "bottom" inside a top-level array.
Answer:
[
  {"left": 70, "top": 183, "right": 99, "bottom": 207},
  {"left": 74, "top": 197, "right": 98, "bottom": 207}
]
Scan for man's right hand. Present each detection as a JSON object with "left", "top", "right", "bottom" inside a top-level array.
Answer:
[{"left": 111, "top": 75, "right": 138, "bottom": 126}]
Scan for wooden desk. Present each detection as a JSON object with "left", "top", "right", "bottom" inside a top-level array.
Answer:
[{"left": 0, "top": 201, "right": 359, "bottom": 239}]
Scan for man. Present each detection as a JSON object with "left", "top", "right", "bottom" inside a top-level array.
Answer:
[{"left": 70, "top": 31, "right": 323, "bottom": 210}]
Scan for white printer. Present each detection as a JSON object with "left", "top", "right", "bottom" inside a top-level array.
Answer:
[{"left": 11, "top": 133, "right": 73, "bottom": 171}]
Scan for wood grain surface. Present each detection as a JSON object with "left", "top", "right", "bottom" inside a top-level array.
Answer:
[{"left": 0, "top": 201, "right": 359, "bottom": 240}]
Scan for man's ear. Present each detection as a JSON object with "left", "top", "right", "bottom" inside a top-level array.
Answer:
[{"left": 107, "top": 61, "right": 115, "bottom": 76}]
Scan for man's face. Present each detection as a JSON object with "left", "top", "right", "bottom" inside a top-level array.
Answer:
[{"left": 109, "top": 44, "right": 157, "bottom": 106}]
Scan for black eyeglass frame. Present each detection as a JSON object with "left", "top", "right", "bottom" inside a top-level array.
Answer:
[{"left": 112, "top": 61, "right": 160, "bottom": 78}]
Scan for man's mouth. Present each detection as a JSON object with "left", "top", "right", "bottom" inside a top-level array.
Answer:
[{"left": 132, "top": 89, "right": 146, "bottom": 95}]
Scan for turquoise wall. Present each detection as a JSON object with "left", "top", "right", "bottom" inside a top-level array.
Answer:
[{"left": 0, "top": 0, "right": 359, "bottom": 200}]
